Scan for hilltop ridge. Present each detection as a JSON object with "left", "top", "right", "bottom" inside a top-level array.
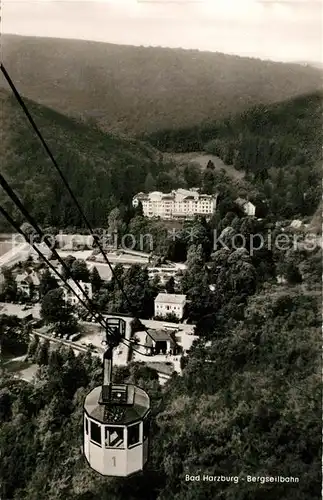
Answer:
[
  {"left": 0, "top": 88, "right": 162, "bottom": 230},
  {"left": 1, "top": 34, "right": 322, "bottom": 135}
]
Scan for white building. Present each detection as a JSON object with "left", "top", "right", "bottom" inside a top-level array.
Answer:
[
  {"left": 16, "top": 271, "right": 40, "bottom": 299},
  {"left": 290, "top": 219, "right": 303, "bottom": 229},
  {"left": 63, "top": 279, "right": 93, "bottom": 306},
  {"left": 154, "top": 293, "right": 186, "bottom": 319},
  {"left": 133, "top": 189, "right": 218, "bottom": 219},
  {"left": 235, "top": 198, "right": 256, "bottom": 217},
  {"left": 0, "top": 242, "right": 52, "bottom": 270},
  {"left": 144, "top": 329, "right": 178, "bottom": 355}
]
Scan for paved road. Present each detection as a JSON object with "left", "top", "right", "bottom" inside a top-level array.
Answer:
[{"left": 0, "top": 302, "right": 41, "bottom": 319}]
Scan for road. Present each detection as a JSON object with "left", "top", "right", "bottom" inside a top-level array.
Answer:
[{"left": 0, "top": 302, "right": 41, "bottom": 319}]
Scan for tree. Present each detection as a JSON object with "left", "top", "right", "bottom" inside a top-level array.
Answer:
[
  {"left": 60, "top": 255, "right": 76, "bottom": 280},
  {"left": 0, "top": 314, "right": 29, "bottom": 356},
  {"left": 202, "top": 169, "right": 215, "bottom": 194},
  {"left": 186, "top": 244, "right": 205, "bottom": 269},
  {"left": 133, "top": 200, "right": 143, "bottom": 217},
  {"left": 156, "top": 171, "right": 173, "bottom": 192},
  {"left": 186, "top": 275, "right": 215, "bottom": 321},
  {"left": 39, "top": 269, "right": 58, "bottom": 298},
  {"left": 27, "top": 335, "right": 39, "bottom": 361},
  {"left": 20, "top": 222, "right": 40, "bottom": 244},
  {"left": 183, "top": 164, "right": 201, "bottom": 187},
  {"left": 144, "top": 172, "right": 157, "bottom": 192},
  {"left": 71, "top": 259, "right": 90, "bottom": 282},
  {"left": 1, "top": 267, "right": 17, "bottom": 302},
  {"left": 107, "top": 207, "right": 125, "bottom": 240},
  {"left": 0, "top": 388, "right": 12, "bottom": 422},
  {"left": 35, "top": 339, "right": 50, "bottom": 366},
  {"left": 286, "top": 261, "right": 302, "bottom": 285},
  {"left": 181, "top": 244, "right": 207, "bottom": 293},
  {"left": 165, "top": 276, "right": 175, "bottom": 294},
  {"left": 89, "top": 266, "right": 102, "bottom": 293},
  {"left": 121, "top": 265, "right": 155, "bottom": 318},
  {"left": 48, "top": 347, "right": 64, "bottom": 375},
  {"left": 40, "top": 289, "right": 78, "bottom": 335}
]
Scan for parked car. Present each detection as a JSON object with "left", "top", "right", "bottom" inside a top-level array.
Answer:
[{"left": 70, "top": 333, "right": 81, "bottom": 342}]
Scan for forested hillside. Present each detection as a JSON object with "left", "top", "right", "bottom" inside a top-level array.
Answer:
[
  {"left": 0, "top": 171, "right": 321, "bottom": 498},
  {"left": 0, "top": 287, "right": 320, "bottom": 499},
  {"left": 1, "top": 86, "right": 321, "bottom": 231},
  {"left": 1, "top": 34, "right": 322, "bottom": 135},
  {"left": 0, "top": 88, "right": 164, "bottom": 230},
  {"left": 147, "top": 92, "right": 322, "bottom": 218}
]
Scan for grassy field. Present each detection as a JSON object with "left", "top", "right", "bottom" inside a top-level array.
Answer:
[
  {"left": 164, "top": 152, "right": 245, "bottom": 181},
  {"left": 3, "top": 358, "right": 31, "bottom": 373}
]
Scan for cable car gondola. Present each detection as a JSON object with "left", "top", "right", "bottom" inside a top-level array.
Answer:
[{"left": 83, "top": 318, "right": 151, "bottom": 477}]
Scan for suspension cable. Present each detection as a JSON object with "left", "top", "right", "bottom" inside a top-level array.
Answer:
[
  {"left": 121, "top": 337, "right": 153, "bottom": 357},
  {"left": 0, "top": 63, "right": 156, "bottom": 344},
  {"left": 0, "top": 204, "right": 105, "bottom": 329},
  {"left": 0, "top": 173, "right": 109, "bottom": 324},
  {"left": 0, "top": 204, "right": 134, "bottom": 355}
]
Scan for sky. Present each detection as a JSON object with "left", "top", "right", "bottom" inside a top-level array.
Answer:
[{"left": 2, "top": 0, "right": 322, "bottom": 63}]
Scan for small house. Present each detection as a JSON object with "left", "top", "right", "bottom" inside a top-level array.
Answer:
[
  {"left": 63, "top": 279, "right": 93, "bottom": 306},
  {"left": 15, "top": 271, "right": 40, "bottom": 299},
  {"left": 144, "top": 329, "right": 178, "bottom": 355},
  {"left": 235, "top": 198, "right": 256, "bottom": 217}
]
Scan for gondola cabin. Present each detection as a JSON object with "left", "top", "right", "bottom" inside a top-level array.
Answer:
[
  {"left": 84, "top": 383, "right": 150, "bottom": 476},
  {"left": 83, "top": 320, "right": 150, "bottom": 478}
]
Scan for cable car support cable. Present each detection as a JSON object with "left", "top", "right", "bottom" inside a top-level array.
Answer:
[
  {"left": 0, "top": 65, "right": 157, "bottom": 476},
  {"left": 0, "top": 63, "right": 157, "bottom": 347},
  {"left": 0, "top": 63, "right": 155, "bottom": 344}
]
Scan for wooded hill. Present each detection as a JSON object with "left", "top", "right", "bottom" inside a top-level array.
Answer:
[
  {"left": 145, "top": 91, "right": 322, "bottom": 160},
  {"left": 0, "top": 88, "right": 163, "bottom": 230},
  {"left": 1, "top": 85, "right": 321, "bottom": 234},
  {"left": 2, "top": 34, "right": 322, "bottom": 136},
  {"left": 146, "top": 91, "right": 323, "bottom": 218},
  {"left": 0, "top": 286, "right": 321, "bottom": 500}
]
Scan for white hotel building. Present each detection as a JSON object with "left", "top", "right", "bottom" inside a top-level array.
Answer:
[{"left": 132, "top": 189, "right": 218, "bottom": 219}]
